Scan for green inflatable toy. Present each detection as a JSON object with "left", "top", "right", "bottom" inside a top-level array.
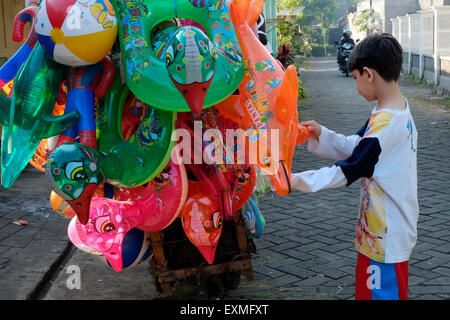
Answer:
[
  {"left": 110, "top": 0, "right": 244, "bottom": 115},
  {"left": 46, "top": 68, "right": 176, "bottom": 225},
  {"left": 0, "top": 43, "right": 80, "bottom": 188}
]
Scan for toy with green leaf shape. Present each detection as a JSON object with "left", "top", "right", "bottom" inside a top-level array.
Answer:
[{"left": 0, "top": 43, "right": 80, "bottom": 188}]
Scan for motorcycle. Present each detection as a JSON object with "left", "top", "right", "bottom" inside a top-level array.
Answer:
[{"left": 335, "top": 41, "right": 355, "bottom": 77}]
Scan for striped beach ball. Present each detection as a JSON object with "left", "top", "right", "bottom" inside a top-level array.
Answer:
[
  {"left": 95, "top": 228, "right": 152, "bottom": 271},
  {"left": 35, "top": 0, "right": 117, "bottom": 67}
]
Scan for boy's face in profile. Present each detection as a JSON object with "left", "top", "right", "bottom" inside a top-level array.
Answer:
[{"left": 351, "top": 68, "right": 377, "bottom": 102}]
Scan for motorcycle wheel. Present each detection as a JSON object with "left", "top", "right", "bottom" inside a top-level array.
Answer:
[{"left": 343, "top": 64, "right": 349, "bottom": 77}]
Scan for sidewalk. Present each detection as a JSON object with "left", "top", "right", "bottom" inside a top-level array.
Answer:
[{"left": 0, "top": 57, "right": 449, "bottom": 300}]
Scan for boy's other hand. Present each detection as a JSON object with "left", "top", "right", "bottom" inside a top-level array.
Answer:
[{"left": 300, "top": 120, "right": 321, "bottom": 141}]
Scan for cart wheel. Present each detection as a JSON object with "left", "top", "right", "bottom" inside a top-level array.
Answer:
[{"left": 223, "top": 271, "right": 241, "bottom": 290}]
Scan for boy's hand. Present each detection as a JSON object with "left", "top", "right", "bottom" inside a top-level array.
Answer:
[{"left": 300, "top": 120, "right": 321, "bottom": 141}]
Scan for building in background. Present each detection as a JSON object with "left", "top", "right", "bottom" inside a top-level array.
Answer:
[
  {"left": 347, "top": 0, "right": 419, "bottom": 41},
  {"left": 392, "top": 0, "right": 450, "bottom": 94}
]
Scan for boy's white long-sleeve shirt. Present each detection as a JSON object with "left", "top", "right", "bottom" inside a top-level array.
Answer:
[{"left": 292, "top": 101, "right": 419, "bottom": 263}]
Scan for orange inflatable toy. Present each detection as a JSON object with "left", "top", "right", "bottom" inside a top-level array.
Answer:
[
  {"left": 227, "top": 0, "right": 302, "bottom": 196},
  {"left": 181, "top": 177, "right": 223, "bottom": 264}
]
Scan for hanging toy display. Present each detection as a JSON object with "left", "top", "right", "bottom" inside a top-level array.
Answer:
[{"left": 0, "top": 0, "right": 312, "bottom": 286}]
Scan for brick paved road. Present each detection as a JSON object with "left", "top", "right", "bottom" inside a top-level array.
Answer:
[{"left": 226, "top": 57, "right": 450, "bottom": 300}]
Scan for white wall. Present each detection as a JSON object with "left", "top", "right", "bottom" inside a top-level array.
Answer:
[{"left": 392, "top": 5, "right": 450, "bottom": 94}]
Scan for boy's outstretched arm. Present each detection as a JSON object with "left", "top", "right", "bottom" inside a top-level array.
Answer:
[
  {"left": 292, "top": 166, "right": 347, "bottom": 193},
  {"left": 293, "top": 135, "right": 381, "bottom": 193},
  {"left": 302, "top": 120, "right": 368, "bottom": 161}
]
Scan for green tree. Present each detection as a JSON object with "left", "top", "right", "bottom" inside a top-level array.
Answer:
[
  {"left": 276, "top": 0, "right": 303, "bottom": 47},
  {"left": 354, "top": 10, "right": 383, "bottom": 33},
  {"left": 301, "top": 0, "right": 338, "bottom": 56}
]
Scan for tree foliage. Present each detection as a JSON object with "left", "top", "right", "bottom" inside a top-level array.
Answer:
[{"left": 354, "top": 10, "right": 383, "bottom": 32}]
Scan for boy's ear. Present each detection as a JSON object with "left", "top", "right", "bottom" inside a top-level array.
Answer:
[{"left": 363, "top": 67, "right": 375, "bottom": 83}]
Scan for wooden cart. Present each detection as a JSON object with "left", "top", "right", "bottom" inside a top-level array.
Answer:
[{"left": 149, "top": 210, "right": 255, "bottom": 297}]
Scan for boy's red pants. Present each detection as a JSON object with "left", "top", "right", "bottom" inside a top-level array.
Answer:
[{"left": 355, "top": 252, "right": 408, "bottom": 300}]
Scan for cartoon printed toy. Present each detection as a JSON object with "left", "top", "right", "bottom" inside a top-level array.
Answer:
[
  {"left": 35, "top": 0, "right": 117, "bottom": 67},
  {"left": 165, "top": 26, "right": 217, "bottom": 116},
  {"left": 113, "top": 152, "right": 188, "bottom": 232},
  {"left": 110, "top": 0, "right": 244, "bottom": 114},
  {"left": 242, "top": 195, "right": 265, "bottom": 238},
  {"left": 177, "top": 107, "right": 255, "bottom": 220},
  {"left": 34, "top": 0, "right": 118, "bottom": 148},
  {"left": 181, "top": 177, "right": 223, "bottom": 264},
  {"left": 46, "top": 71, "right": 176, "bottom": 224},
  {"left": 226, "top": 0, "right": 303, "bottom": 196},
  {"left": 68, "top": 216, "right": 153, "bottom": 271},
  {"left": 0, "top": 44, "right": 80, "bottom": 188},
  {"left": 66, "top": 156, "right": 187, "bottom": 271}
]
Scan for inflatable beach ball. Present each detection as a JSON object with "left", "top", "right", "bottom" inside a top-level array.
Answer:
[
  {"left": 95, "top": 228, "right": 152, "bottom": 271},
  {"left": 35, "top": 0, "right": 117, "bottom": 67}
]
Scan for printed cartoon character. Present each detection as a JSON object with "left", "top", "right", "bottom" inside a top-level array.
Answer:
[
  {"left": 46, "top": 143, "right": 106, "bottom": 225},
  {"left": 74, "top": 200, "right": 135, "bottom": 271},
  {"left": 407, "top": 119, "right": 416, "bottom": 152},
  {"left": 165, "top": 26, "right": 216, "bottom": 115},
  {"left": 355, "top": 179, "right": 383, "bottom": 255},
  {"left": 181, "top": 190, "right": 223, "bottom": 264},
  {"left": 81, "top": 0, "right": 115, "bottom": 29},
  {"left": 56, "top": 56, "right": 115, "bottom": 149},
  {"left": 151, "top": 165, "right": 172, "bottom": 194},
  {"left": 255, "top": 59, "right": 275, "bottom": 72},
  {"left": 136, "top": 107, "right": 164, "bottom": 147}
]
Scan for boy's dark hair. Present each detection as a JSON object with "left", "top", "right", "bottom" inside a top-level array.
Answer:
[{"left": 348, "top": 33, "right": 403, "bottom": 82}]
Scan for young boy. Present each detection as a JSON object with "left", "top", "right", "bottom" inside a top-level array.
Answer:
[{"left": 292, "top": 33, "right": 419, "bottom": 300}]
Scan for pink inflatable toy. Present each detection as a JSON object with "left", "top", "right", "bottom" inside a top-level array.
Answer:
[{"left": 68, "top": 153, "right": 188, "bottom": 271}]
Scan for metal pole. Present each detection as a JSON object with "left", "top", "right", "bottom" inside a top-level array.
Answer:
[{"left": 369, "top": 0, "right": 373, "bottom": 34}]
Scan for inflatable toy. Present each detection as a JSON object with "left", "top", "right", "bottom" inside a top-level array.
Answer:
[
  {"left": 69, "top": 217, "right": 152, "bottom": 271},
  {"left": 179, "top": 18, "right": 206, "bottom": 32},
  {"left": 29, "top": 92, "right": 66, "bottom": 172},
  {"left": 46, "top": 70, "right": 176, "bottom": 224},
  {"left": 1, "top": 80, "right": 14, "bottom": 97},
  {"left": 34, "top": 0, "right": 117, "bottom": 148},
  {"left": 296, "top": 124, "right": 312, "bottom": 145},
  {"left": 50, "top": 183, "right": 105, "bottom": 219},
  {"left": 177, "top": 107, "right": 256, "bottom": 219},
  {"left": 0, "top": 6, "right": 38, "bottom": 89},
  {"left": 66, "top": 156, "right": 185, "bottom": 271},
  {"left": 50, "top": 191, "right": 75, "bottom": 219},
  {"left": 68, "top": 216, "right": 101, "bottom": 254},
  {"left": 35, "top": 0, "right": 117, "bottom": 67},
  {"left": 0, "top": 44, "right": 80, "bottom": 188},
  {"left": 110, "top": 0, "right": 244, "bottom": 113},
  {"left": 181, "top": 178, "right": 223, "bottom": 264},
  {"left": 242, "top": 195, "right": 265, "bottom": 238},
  {"left": 113, "top": 153, "right": 188, "bottom": 232},
  {"left": 95, "top": 228, "right": 152, "bottom": 271},
  {"left": 151, "top": 24, "right": 180, "bottom": 63},
  {"left": 227, "top": 0, "right": 301, "bottom": 196},
  {"left": 165, "top": 26, "right": 217, "bottom": 116},
  {"left": 55, "top": 55, "right": 115, "bottom": 148}
]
